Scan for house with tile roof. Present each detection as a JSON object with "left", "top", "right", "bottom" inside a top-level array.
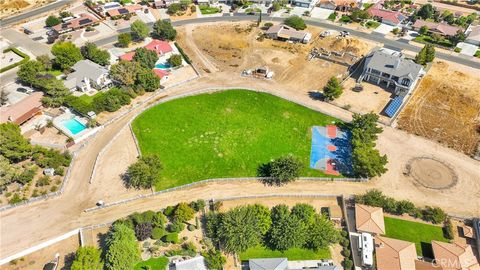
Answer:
[
  {"left": 368, "top": 2, "right": 406, "bottom": 26},
  {"left": 355, "top": 204, "right": 386, "bottom": 235},
  {"left": 319, "top": 0, "right": 357, "bottom": 11},
  {"left": 51, "top": 13, "right": 99, "bottom": 35},
  {"left": 432, "top": 241, "right": 480, "bottom": 270},
  {"left": 119, "top": 39, "right": 173, "bottom": 61},
  {"left": 374, "top": 236, "right": 417, "bottom": 270},
  {"left": 0, "top": 92, "right": 44, "bottom": 125},
  {"left": 412, "top": 20, "right": 463, "bottom": 37}
]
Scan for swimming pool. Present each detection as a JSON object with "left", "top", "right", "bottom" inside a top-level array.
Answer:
[
  {"left": 62, "top": 118, "right": 87, "bottom": 135},
  {"left": 155, "top": 63, "right": 171, "bottom": 69}
]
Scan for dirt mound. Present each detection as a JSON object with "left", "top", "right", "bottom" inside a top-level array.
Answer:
[
  {"left": 0, "top": 0, "right": 29, "bottom": 9},
  {"left": 406, "top": 157, "right": 457, "bottom": 190}
]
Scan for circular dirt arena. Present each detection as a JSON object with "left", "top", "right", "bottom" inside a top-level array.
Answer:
[{"left": 405, "top": 157, "right": 457, "bottom": 190}]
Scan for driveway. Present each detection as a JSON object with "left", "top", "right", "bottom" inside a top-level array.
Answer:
[
  {"left": 456, "top": 42, "right": 478, "bottom": 56},
  {"left": 311, "top": 7, "right": 333, "bottom": 20},
  {"left": 1, "top": 29, "right": 51, "bottom": 57},
  {"left": 374, "top": 23, "right": 395, "bottom": 35}
]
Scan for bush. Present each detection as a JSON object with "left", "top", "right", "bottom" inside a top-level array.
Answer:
[
  {"left": 36, "top": 176, "right": 51, "bottom": 187},
  {"left": 151, "top": 227, "right": 165, "bottom": 239},
  {"left": 9, "top": 193, "right": 23, "bottom": 204},
  {"left": 187, "top": 224, "right": 196, "bottom": 231},
  {"left": 342, "top": 248, "right": 351, "bottom": 257},
  {"left": 174, "top": 42, "right": 191, "bottom": 64},
  {"left": 328, "top": 12, "right": 337, "bottom": 21},
  {"left": 283, "top": 15, "right": 306, "bottom": 30},
  {"left": 340, "top": 15, "right": 351, "bottom": 23},
  {"left": 164, "top": 205, "right": 175, "bottom": 216},
  {"left": 93, "top": 87, "right": 131, "bottom": 113},
  {"left": 135, "top": 222, "right": 153, "bottom": 241},
  {"left": 168, "top": 220, "right": 185, "bottom": 233},
  {"left": 167, "top": 54, "right": 183, "bottom": 67},
  {"left": 344, "top": 258, "right": 353, "bottom": 270},
  {"left": 46, "top": 15, "right": 61, "bottom": 27},
  {"left": 163, "top": 233, "right": 179, "bottom": 244},
  {"left": 340, "top": 237, "right": 350, "bottom": 247},
  {"left": 443, "top": 218, "right": 454, "bottom": 240},
  {"left": 423, "top": 206, "right": 447, "bottom": 224}
]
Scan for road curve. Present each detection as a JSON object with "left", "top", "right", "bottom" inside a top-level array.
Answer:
[{"left": 93, "top": 14, "right": 480, "bottom": 69}]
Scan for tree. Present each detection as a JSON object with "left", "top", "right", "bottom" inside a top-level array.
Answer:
[
  {"left": 268, "top": 204, "right": 306, "bottom": 251},
  {"left": 130, "top": 20, "right": 150, "bottom": 41},
  {"left": 105, "top": 223, "right": 140, "bottom": 270},
  {"left": 167, "top": 3, "right": 182, "bottom": 15},
  {"left": 283, "top": 15, "right": 306, "bottom": 30},
  {"left": 71, "top": 247, "right": 103, "bottom": 270},
  {"left": 260, "top": 156, "right": 303, "bottom": 186},
  {"left": 45, "top": 15, "right": 61, "bottom": 27},
  {"left": 419, "top": 25, "right": 428, "bottom": 35},
  {"left": 134, "top": 222, "right": 153, "bottom": 241},
  {"left": 349, "top": 9, "right": 370, "bottom": 22},
  {"left": 323, "top": 76, "right": 343, "bottom": 101},
  {"left": 351, "top": 143, "right": 388, "bottom": 178},
  {"left": 117, "top": 33, "right": 132, "bottom": 48},
  {"left": 291, "top": 203, "right": 316, "bottom": 224},
  {"left": 17, "top": 60, "right": 45, "bottom": 86},
  {"left": 0, "top": 155, "right": 18, "bottom": 189},
  {"left": 350, "top": 112, "right": 383, "bottom": 143},
  {"left": 152, "top": 20, "right": 177, "bottom": 40},
  {"left": 202, "top": 249, "right": 226, "bottom": 270},
  {"left": 51, "top": 42, "right": 83, "bottom": 70},
  {"left": 110, "top": 60, "right": 141, "bottom": 86},
  {"left": 126, "top": 153, "right": 162, "bottom": 189},
  {"left": 38, "top": 77, "right": 71, "bottom": 107},
  {"left": 217, "top": 206, "right": 263, "bottom": 254},
  {"left": 449, "top": 30, "right": 466, "bottom": 45},
  {"left": 396, "top": 200, "right": 416, "bottom": 215},
  {"left": 305, "top": 214, "right": 339, "bottom": 250},
  {"left": 0, "top": 123, "right": 32, "bottom": 163},
  {"left": 425, "top": 44, "right": 435, "bottom": 63},
  {"left": 167, "top": 54, "right": 182, "bottom": 67},
  {"left": 417, "top": 4, "right": 434, "bottom": 20},
  {"left": 414, "top": 46, "right": 427, "bottom": 65},
  {"left": 136, "top": 68, "right": 161, "bottom": 92},
  {"left": 59, "top": 10, "right": 74, "bottom": 18},
  {"left": 37, "top": 55, "right": 52, "bottom": 70},
  {"left": 423, "top": 206, "right": 447, "bottom": 224},
  {"left": 173, "top": 202, "right": 195, "bottom": 223},
  {"left": 81, "top": 42, "right": 110, "bottom": 66},
  {"left": 133, "top": 47, "right": 158, "bottom": 69}
]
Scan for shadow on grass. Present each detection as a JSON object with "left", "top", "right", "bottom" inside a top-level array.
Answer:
[{"left": 420, "top": 242, "right": 434, "bottom": 259}]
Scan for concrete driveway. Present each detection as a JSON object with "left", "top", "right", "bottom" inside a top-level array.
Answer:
[
  {"left": 456, "top": 42, "right": 478, "bottom": 56},
  {"left": 311, "top": 7, "right": 333, "bottom": 20},
  {"left": 1, "top": 29, "right": 51, "bottom": 57},
  {"left": 374, "top": 23, "right": 395, "bottom": 35}
]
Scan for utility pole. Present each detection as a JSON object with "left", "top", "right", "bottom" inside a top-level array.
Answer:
[{"left": 258, "top": 11, "right": 262, "bottom": 26}]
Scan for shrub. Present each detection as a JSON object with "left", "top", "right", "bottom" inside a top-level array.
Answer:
[
  {"left": 9, "top": 193, "right": 23, "bottom": 204},
  {"left": 167, "top": 54, "right": 183, "bottom": 67},
  {"left": 283, "top": 15, "right": 306, "bottom": 30},
  {"left": 443, "top": 218, "right": 454, "bottom": 240},
  {"left": 423, "top": 206, "right": 447, "bottom": 224},
  {"left": 342, "top": 248, "right": 351, "bottom": 257},
  {"left": 344, "top": 258, "right": 353, "bottom": 270},
  {"left": 135, "top": 222, "right": 153, "bottom": 241},
  {"left": 187, "top": 224, "right": 196, "bottom": 231},
  {"left": 164, "top": 205, "right": 175, "bottom": 216},
  {"left": 340, "top": 237, "right": 350, "bottom": 247},
  {"left": 167, "top": 220, "right": 185, "bottom": 233},
  {"left": 36, "top": 176, "right": 51, "bottom": 187},
  {"left": 340, "top": 15, "right": 351, "bottom": 23},
  {"left": 328, "top": 12, "right": 337, "bottom": 21},
  {"left": 46, "top": 15, "right": 61, "bottom": 27},
  {"left": 151, "top": 227, "right": 165, "bottom": 239},
  {"left": 163, "top": 233, "right": 179, "bottom": 244},
  {"left": 174, "top": 42, "right": 191, "bottom": 64}
]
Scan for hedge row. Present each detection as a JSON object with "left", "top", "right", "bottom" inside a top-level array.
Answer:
[
  {"left": 0, "top": 47, "right": 30, "bottom": 73},
  {"left": 174, "top": 42, "right": 191, "bottom": 65}
]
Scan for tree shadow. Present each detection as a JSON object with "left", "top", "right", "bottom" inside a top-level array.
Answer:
[
  {"left": 308, "top": 91, "right": 324, "bottom": 101},
  {"left": 420, "top": 242, "right": 434, "bottom": 259},
  {"left": 256, "top": 162, "right": 279, "bottom": 186},
  {"left": 60, "top": 252, "right": 75, "bottom": 270}
]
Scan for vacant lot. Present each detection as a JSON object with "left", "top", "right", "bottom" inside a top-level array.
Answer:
[
  {"left": 384, "top": 216, "right": 448, "bottom": 258},
  {"left": 397, "top": 61, "right": 480, "bottom": 155},
  {"left": 132, "top": 90, "right": 341, "bottom": 190},
  {"left": 0, "top": 0, "right": 53, "bottom": 19}
]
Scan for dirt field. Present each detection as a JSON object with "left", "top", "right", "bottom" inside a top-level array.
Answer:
[
  {"left": 397, "top": 61, "right": 480, "bottom": 155},
  {"left": 0, "top": 0, "right": 54, "bottom": 19},
  {"left": 2, "top": 234, "right": 79, "bottom": 270},
  {"left": 176, "top": 22, "right": 375, "bottom": 93}
]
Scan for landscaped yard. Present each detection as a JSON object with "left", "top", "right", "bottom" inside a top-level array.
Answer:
[
  {"left": 199, "top": 5, "right": 221, "bottom": 14},
  {"left": 384, "top": 217, "right": 448, "bottom": 258},
  {"left": 239, "top": 245, "right": 331, "bottom": 261},
  {"left": 132, "top": 90, "right": 342, "bottom": 190},
  {"left": 414, "top": 35, "right": 453, "bottom": 48},
  {"left": 365, "top": 20, "right": 380, "bottom": 29},
  {"left": 134, "top": 256, "right": 169, "bottom": 270}
]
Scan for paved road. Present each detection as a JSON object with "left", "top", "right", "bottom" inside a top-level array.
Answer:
[
  {"left": 94, "top": 14, "right": 480, "bottom": 69},
  {"left": 0, "top": 0, "right": 75, "bottom": 27},
  {"left": 1, "top": 29, "right": 51, "bottom": 57}
]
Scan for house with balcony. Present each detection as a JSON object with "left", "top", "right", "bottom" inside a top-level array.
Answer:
[
  {"left": 360, "top": 47, "right": 424, "bottom": 97},
  {"left": 65, "top": 60, "right": 112, "bottom": 92}
]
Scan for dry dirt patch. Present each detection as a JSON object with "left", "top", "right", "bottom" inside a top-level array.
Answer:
[
  {"left": 397, "top": 61, "right": 480, "bottom": 155},
  {"left": 0, "top": 0, "right": 53, "bottom": 19}
]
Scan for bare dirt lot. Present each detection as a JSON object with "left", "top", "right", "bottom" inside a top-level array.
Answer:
[
  {"left": 397, "top": 61, "right": 480, "bottom": 155},
  {"left": 0, "top": 0, "right": 53, "bottom": 19}
]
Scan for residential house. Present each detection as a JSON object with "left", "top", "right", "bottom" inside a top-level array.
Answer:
[
  {"left": 65, "top": 60, "right": 112, "bottom": 92},
  {"left": 374, "top": 236, "right": 417, "bottom": 270},
  {"left": 50, "top": 13, "right": 99, "bottom": 35},
  {"left": 265, "top": 24, "right": 312, "bottom": 44},
  {"left": 368, "top": 2, "right": 406, "bottom": 26},
  {"left": 412, "top": 20, "right": 463, "bottom": 37},
  {"left": 120, "top": 39, "right": 173, "bottom": 61},
  {"left": 249, "top": 258, "right": 341, "bottom": 270},
  {"left": 218, "top": 0, "right": 272, "bottom": 5},
  {"left": 431, "top": 241, "right": 480, "bottom": 270},
  {"left": 465, "top": 25, "right": 480, "bottom": 46},
  {"left": 319, "top": 0, "right": 357, "bottom": 11},
  {"left": 361, "top": 47, "right": 424, "bottom": 97},
  {"left": 106, "top": 4, "right": 142, "bottom": 18},
  {"left": 0, "top": 92, "right": 44, "bottom": 125},
  {"left": 154, "top": 0, "right": 180, "bottom": 8},
  {"left": 100, "top": 2, "right": 122, "bottom": 15},
  {"left": 355, "top": 204, "right": 386, "bottom": 235},
  {"left": 173, "top": 256, "right": 207, "bottom": 270},
  {"left": 289, "top": 0, "right": 319, "bottom": 9}
]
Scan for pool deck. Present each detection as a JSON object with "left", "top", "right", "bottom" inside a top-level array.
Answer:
[{"left": 53, "top": 110, "right": 101, "bottom": 143}]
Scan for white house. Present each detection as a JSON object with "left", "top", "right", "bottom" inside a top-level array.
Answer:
[
  {"left": 65, "top": 60, "right": 112, "bottom": 92},
  {"left": 465, "top": 25, "right": 480, "bottom": 46}
]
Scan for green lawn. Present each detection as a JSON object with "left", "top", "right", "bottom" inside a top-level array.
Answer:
[
  {"left": 384, "top": 217, "right": 448, "bottom": 258},
  {"left": 199, "top": 5, "right": 221, "bottom": 14},
  {"left": 132, "top": 90, "right": 342, "bottom": 191},
  {"left": 414, "top": 35, "right": 453, "bottom": 48},
  {"left": 134, "top": 256, "right": 169, "bottom": 270},
  {"left": 77, "top": 92, "right": 102, "bottom": 104},
  {"left": 45, "top": 69, "right": 63, "bottom": 76},
  {"left": 240, "top": 245, "right": 331, "bottom": 261},
  {"left": 365, "top": 20, "right": 380, "bottom": 29}
]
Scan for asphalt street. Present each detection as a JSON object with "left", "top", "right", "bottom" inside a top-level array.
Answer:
[
  {"left": 93, "top": 14, "right": 480, "bottom": 69},
  {"left": 0, "top": 0, "right": 75, "bottom": 27}
]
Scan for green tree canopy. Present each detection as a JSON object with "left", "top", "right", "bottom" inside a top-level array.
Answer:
[
  {"left": 37, "top": 55, "right": 52, "bottom": 70},
  {"left": 417, "top": 4, "right": 434, "bottom": 19},
  {"left": 323, "top": 76, "right": 343, "bottom": 101},
  {"left": 260, "top": 155, "right": 303, "bottom": 186},
  {"left": 117, "top": 33, "right": 132, "bottom": 48},
  {"left": 51, "top": 41, "right": 83, "bottom": 70},
  {"left": 173, "top": 202, "right": 195, "bottom": 223},
  {"left": 81, "top": 42, "right": 110, "bottom": 66},
  {"left": 268, "top": 204, "right": 306, "bottom": 251},
  {"left": 248, "top": 204, "right": 272, "bottom": 235},
  {"left": 133, "top": 47, "right": 158, "bottom": 69},
  {"left": 71, "top": 246, "right": 104, "bottom": 270},
  {"left": 46, "top": 15, "right": 61, "bottom": 27},
  {"left": 130, "top": 20, "right": 150, "bottom": 40},
  {"left": 305, "top": 213, "right": 339, "bottom": 250},
  {"left": 167, "top": 54, "right": 182, "bottom": 67},
  {"left": 152, "top": 20, "right": 177, "bottom": 40},
  {"left": 350, "top": 113, "right": 383, "bottom": 143},
  {"left": 283, "top": 15, "right": 306, "bottom": 30},
  {"left": 136, "top": 68, "right": 161, "bottom": 92},
  {"left": 0, "top": 123, "right": 32, "bottom": 163},
  {"left": 17, "top": 60, "right": 45, "bottom": 86},
  {"left": 202, "top": 249, "right": 226, "bottom": 270},
  {"left": 110, "top": 60, "right": 141, "bottom": 86},
  {"left": 419, "top": 25, "right": 428, "bottom": 35},
  {"left": 126, "top": 153, "right": 162, "bottom": 189},
  {"left": 105, "top": 223, "right": 140, "bottom": 270}
]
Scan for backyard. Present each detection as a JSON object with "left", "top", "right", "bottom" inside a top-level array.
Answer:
[
  {"left": 240, "top": 245, "right": 331, "bottom": 261},
  {"left": 131, "top": 89, "right": 342, "bottom": 190},
  {"left": 384, "top": 216, "right": 448, "bottom": 258},
  {"left": 134, "top": 256, "right": 169, "bottom": 270}
]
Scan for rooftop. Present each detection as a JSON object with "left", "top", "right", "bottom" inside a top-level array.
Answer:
[
  {"left": 52, "top": 13, "right": 99, "bottom": 32},
  {"left": 355, "top": 204, "right": 386, "bottom": 234},
  {"left": 249, "top": 258, "right": 288, "bottom": 270},
  {"left": 266, "top": 24, "right": 310, "bottom": 40},
  {"left": 368, "top": 4, "right": 406, "bottom": 25},
  {"left": 432, "top": 241, "right": 480, "bottom": 270},
  {"left": 364, "top": 47, "right": 423, "bottom": 80},
  {"left": 0, "top": 92, "right": 44, "bottom": 125},
  {"left": 374, "top": 236, "right": 417, "bottom": 270},
  {"left": 413, "top": 20, "right": 462, "bottom": 36},
  {"left": 174, "top": 256, "right": 207, "bottom": 270}
]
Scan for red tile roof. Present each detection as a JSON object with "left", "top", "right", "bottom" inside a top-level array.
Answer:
[
  {"left": 368, "top": 7, "right": 405, "bottom": 25},
  {"left": 0, "top": 92, "right": 44, "bottom": 125},
  {"left": 144, "top": 39, "right": 173, "bottom": 55},
  {"left": 412, "top": 20, "right": 462, "bottom": 36},
  {"left": 119, "top": 51, "right": 135, "bottom": 61},
  {"left": 52, "top": 13, "right": 99, "bottom": 32},
  {"left": 107, "top": 4, "right": 142, "bottom": 17},
  {"left": 153, "top": 69, "right": 169, "bottom": 78}
]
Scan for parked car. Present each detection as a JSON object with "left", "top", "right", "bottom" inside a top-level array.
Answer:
[{"left": 17, "top": 87, "right": 33, "bottom": 94}]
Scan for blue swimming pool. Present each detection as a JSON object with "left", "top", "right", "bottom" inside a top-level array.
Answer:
[
  {"left": 63, "top": 118, "right": 87, "bottom": 135},
  {"left": 155, "top": 63, "right": 171, "bottom": 69}
]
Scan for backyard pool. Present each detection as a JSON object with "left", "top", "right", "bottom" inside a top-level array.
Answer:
[
  {"left": 155, "top": 63, "right": 171, "bottom": 69},
  {"left": 62, "top": 118, "right": 87, "bottom": 135}
]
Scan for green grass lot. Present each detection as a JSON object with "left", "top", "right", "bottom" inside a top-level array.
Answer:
[
  {"left": 45, "top": 69, "right": 63, "bottom": 76},
  {"left": 77, "top": 92, "right": 102, "bottom": 104},
  {"left": 199, "top": 5, "right": 221, "bottom": 14},
  {"left": 365, "top": 20, "right": 380, "bottom": 29},
  {"left": 240, "top": 246, "right": 331, "bottom": 261},
  {"left": 134, "top": 256, "right": 168, "bottom": 270},
  {"left": 384, "top": 217, "right": 448, "bottom": 258},
  {"left": 132, "top": 90, "right": 342, "bottom": 191}
]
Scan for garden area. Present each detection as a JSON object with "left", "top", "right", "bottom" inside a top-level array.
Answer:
[
  {"left": 414, "top": 34, "right": 454, "bottom": 48},
  {"left": 131, "top": 90, "right": 341, "bottom": 190},
  {"left": 199, "top": 5, "right": 221, "bottom": 14},
  {"left": 384, "top": 216, "right": 449, "bottom": 257}
]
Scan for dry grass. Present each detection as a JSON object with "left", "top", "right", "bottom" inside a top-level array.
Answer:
[
  {"left": 0, "top": 0, "right": 52, "bottom": 19},
  {"left": 397, "top": 61, "right": 480, "bottom": 155}
]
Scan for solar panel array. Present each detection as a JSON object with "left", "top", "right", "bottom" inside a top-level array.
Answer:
[
  {"left": 79, "top": 18, "right": 92, "bottom": 26},
  {"left": 385, "top": 96, "right": 404, "bottom": 118},
  {"left": 118, "top": 8, "right": 128, "bottom": 14}
]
